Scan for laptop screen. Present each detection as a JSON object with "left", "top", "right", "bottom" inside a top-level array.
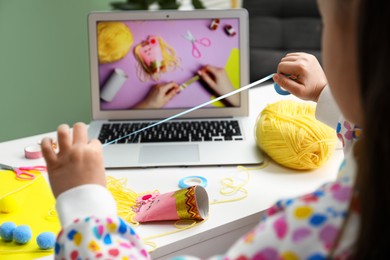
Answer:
[{"left": 88, "top": 10, "right": 249, "bottom": 120}]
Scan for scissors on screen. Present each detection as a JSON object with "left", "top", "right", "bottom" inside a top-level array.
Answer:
[
  {"left": 0, "top": 163, "right": 46, "bottom": 180},
  {"left": 183, "top": 30, "right": 211, "bottom": 58}
]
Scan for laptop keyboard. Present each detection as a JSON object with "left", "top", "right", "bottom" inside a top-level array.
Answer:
[{"left": 98, "top": 120, "right": 243, "bottom": 144}]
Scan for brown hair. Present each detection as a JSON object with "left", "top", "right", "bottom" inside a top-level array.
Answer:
[{"left": 353, "top": 0, "right": 390, "bottom": 258}]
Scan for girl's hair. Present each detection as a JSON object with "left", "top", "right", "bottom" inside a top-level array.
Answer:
[{"left": 354, "top": 0, "right": 390, "bottom": 258}]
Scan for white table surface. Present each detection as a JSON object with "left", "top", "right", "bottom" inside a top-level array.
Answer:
[{"left": 0, "top": 83, "right": 344, "bottom": 259}]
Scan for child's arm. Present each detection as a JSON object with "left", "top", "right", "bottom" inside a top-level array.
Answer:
[
  {"left": 41, "top": 123, "right": 151, "bottom": 259},
  {"left": 54, "top": 187, "right": 150, "bottom": 259}
]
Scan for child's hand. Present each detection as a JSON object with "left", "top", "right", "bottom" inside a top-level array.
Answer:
[
  {"left": 273, "top": 52, "right": 328, "bottom": 102},
  {"left": 41, "top": 123, "right": 106, "bottom": 198}
]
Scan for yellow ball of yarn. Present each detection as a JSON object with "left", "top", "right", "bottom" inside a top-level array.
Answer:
[
  {"left": 97, "top": 22, "right": 133, "bottom": 64},
  {"left": 255, "top": 100, "right": 337, "bottom": 170}
]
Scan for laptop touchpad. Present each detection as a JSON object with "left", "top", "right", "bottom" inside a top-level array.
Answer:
[{"left": 139, "top": 144, "right": 200, "bottom": 164}]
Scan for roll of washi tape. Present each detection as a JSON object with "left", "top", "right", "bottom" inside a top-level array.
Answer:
[
  {"left": 100, "top": 68, "right": 128, "bottom": 102},
  {"left": 178, "top": 176, "right": 208, "bottom": 189},
  {"left": 224, "top": 24, "right": 236, "bottom": 36},
  {"left": 274, "top": 82, "right": 291, "bottom": 95},
  {"left": 24, "top": 145, "right": 43, "bottom": 159},
  {"left": 209, "top": 18, "right": 220, "bottom": 30}
]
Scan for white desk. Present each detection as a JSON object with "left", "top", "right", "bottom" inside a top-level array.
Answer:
[{"left": 0, "top": 83, "right": 343, "bottom": 259}]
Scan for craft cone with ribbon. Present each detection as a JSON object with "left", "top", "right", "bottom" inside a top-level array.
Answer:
[{"left": 134, "top": 186, "right": 209, "bottom": 223}]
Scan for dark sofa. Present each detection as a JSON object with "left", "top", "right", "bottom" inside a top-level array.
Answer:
[{"left": 243, "top": 0, "right": 322, "bottom": 82}]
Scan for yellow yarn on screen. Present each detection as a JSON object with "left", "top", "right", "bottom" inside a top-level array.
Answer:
[
  {"left": 97, "top": 22, "right": 133, "bottom": 64},
  {"left": 255, "top": 100, "right": 337, "bottom": 170}
]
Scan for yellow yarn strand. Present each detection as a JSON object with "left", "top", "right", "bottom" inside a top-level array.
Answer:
[
  {"left": 0, "top": 173, "right": 42, "bottom": 201},
  {"left": 210, "top": 172, "right": 249, "bottom": 204},
  {"left": 0, "top": 173, "right": 43, "bottom": 214},
  {"left": 143, "top": 240, "right": 158, "bottom": 253},
  {"left": 106, "top": 176, "right": 141, "bottom": 226},
  {"left": 142, "top": 218, "right": 207, "bottom": 253},
  {"left": 143, "top": 219, "right": 205, "bottom": 241},
  {"left": 255, "top": 100, "right": 337, "bottom": 170},
  {"left": 210, "top": 163, "right": 269, "bottom": 205}
]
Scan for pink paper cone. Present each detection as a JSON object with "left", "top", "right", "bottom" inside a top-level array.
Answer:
[{"left": 134, "top": 185, "right": 209, "bottom": 223}]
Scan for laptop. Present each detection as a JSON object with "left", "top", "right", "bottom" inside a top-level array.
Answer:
[{"left": 87, "top": 9, "right": 264, "bottom": 168}]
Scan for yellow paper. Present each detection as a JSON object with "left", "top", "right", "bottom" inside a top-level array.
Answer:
[
  {"left": 211, "top": 48, "right": 240, "bottom": 107},
  {"left": 0, "top": 170, "right": 60, "bottom": 259},
  {"left": 224, "top": 47, "right": 240, "bottom": 90}
]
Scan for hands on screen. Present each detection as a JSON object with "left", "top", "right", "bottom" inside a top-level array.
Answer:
[
  {"left": 134, "top": 64, "right": 237, "bottom": 109},
  {"left": 197, "top": 64, "right": 238, "bottom": 107},
  {"left": 134, "top": 82, "right": 180, "bottom": 109}
]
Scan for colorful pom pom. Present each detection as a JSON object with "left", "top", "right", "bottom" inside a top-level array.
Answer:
[
  {"left": 0, "top": 196, "right": 19, "bottom": 213},
  {"left": 13, "top": 225, "right": 32, "bottom": 244},
  {"left": 1, "top": 223, "right": 56, "bottom": 249},
  {"left": 0, "top": 221, "right": 17, "bottom": 241},
  {"left": 37, "top": 231, "right": 56, "bottom": 250}
]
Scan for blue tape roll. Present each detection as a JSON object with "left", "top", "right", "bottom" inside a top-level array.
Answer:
[
  {"left": 274, "top": 82, "right": 291, "bottom": 95},
  {"left": 178, "top": 176, "right": 208, "bottom": 189}
]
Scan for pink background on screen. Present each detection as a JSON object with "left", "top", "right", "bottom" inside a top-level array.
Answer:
[{"left": 98, "top": 18, "right": 240, "bottom": 110}]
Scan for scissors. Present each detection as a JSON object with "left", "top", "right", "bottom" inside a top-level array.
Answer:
[
  {"left": 0, "top": 163, "right": 46, "bottom": 180},
  {"left": 183, "top": 30, "right": 211, "bottom": 58}
]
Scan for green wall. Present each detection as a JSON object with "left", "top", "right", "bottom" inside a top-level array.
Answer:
[{"left": 0, "top": 0, "right": 113, "bottom": 142}]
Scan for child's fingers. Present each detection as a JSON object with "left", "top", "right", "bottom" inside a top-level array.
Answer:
[
  {"left": 273, "top": 73, "right": 303, "bottom": 95},
  {"left": 286, "top": 52, "right": 306, "bottom": 58},
  {"left": 57, "top": 124, "right": 71, "bottom": 151},
  {"left": 41, "top": 137, "right": 57, "bottom": 165},
  {"left": 89, "top": 139, "right": 103, "bottom": 152},
  {"left": 276, "top": 62, "right": 302, "bottom": 81},
  {"left": 281, "top": 55, "right": 298, "bottom": 63},
  {"left": 73, "top": 122, "right": 88, "bottom": 144}
]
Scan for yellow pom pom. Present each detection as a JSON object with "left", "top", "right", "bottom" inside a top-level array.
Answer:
[
  {"left": 0, "top": 196, "right": 19, "bottom": 214},
  {"left": 97, "top": 22, "right": 133, "bottom": 64},
  {"left": 255, "top": 100, "right": 337, "bottom": 170}
]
